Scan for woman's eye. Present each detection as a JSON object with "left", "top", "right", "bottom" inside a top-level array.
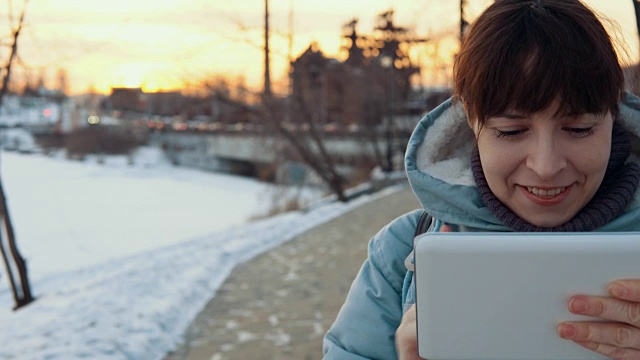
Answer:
[
  {"left": 495, "top": 129, "right": 526, "bottom": 138},
  {"left": 565, "top": 127, "right": 595, "bottom": 137}
]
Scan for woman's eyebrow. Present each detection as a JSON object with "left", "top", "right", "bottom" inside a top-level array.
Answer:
[
  {"left": 562, "top": 112, "right": 604, "bottom": 123},
  {"left": 495, "top": 113, "right": 527, "bottom": 119}
]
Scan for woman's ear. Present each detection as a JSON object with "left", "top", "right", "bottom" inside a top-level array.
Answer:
[
  {"left": 467, "top": 116, "right": 481, "bottom": 137},
  {"left": 458, "top": 98, "right": 481, "bottom": 136}
]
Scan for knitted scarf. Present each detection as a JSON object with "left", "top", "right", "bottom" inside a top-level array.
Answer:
[{"left": 472, "top": 123, "right": 640, "bottom": 232}]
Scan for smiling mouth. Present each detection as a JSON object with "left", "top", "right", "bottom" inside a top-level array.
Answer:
[{"left": 526, "top": 186, "right": 567, "bottom": 197}]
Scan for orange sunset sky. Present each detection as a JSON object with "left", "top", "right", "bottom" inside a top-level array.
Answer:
[{"left": 5, "top": 0, "right": 639, "bottom": 95}]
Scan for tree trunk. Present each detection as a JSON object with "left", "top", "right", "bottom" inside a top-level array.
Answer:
[
  {"left": 0, "top": 227, "right": 20, "bottom": 307},
  {"left": 0, "top": 182, "right": 33, "bottom": 309},
  {"left": 0, "top": 1, "right": 34, "bottom": 310}
]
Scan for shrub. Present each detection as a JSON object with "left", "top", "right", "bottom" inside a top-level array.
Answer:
[{"left": 64, "top": 125, "right": 139, "bottom": 158}]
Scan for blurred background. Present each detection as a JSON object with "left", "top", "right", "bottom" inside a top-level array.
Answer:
[
  {"left": 1, "top": 0, "right": 640, "bottom": 359},
  {"left": 1, "top": 0, "right": 638, "bottom": 193},
  {"left": 2, "top": 0, "right": 637, "bottom": 186}
]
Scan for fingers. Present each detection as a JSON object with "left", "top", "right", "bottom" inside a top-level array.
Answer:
[
  {"left": 560, "top": 289, "right": 640, "bottom": 358},
  {"left": 558, "top": 322, "right": 640, "bottom": 349},
  {"left": 572, "top": 340, "right": 640, "bottom": 360},
  {"left": 395, "top": 305, "right": 422, "bottom": 360},
  {"left": 567, "top": 295, "right": 640, "bottom": 327},
  {"left": 400, "top": 304, "right": 417, "bottom": 324},
  {"left": 609, "top": 280, "right": 640, "bottom": 303}
]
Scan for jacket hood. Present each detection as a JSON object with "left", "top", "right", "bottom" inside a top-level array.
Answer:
[{"left": 404, "top": 92, "right": 640, "bottom": 231}]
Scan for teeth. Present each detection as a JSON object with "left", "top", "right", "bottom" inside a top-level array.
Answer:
[{"left": 526, "top": 186, "right": 566, "bottom": 197}]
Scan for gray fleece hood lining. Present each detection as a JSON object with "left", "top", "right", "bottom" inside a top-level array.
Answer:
[{"left": 415, "top": 102, "right": 475, "bottom": 186}]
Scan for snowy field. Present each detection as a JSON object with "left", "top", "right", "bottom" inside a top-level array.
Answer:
[{"left": 0, "top": 148, "right": 394, "bottom": 360}]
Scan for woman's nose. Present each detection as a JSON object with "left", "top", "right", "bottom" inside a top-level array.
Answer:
[{"left": 525, "top": 138, "right": 567, "bottom": 180}]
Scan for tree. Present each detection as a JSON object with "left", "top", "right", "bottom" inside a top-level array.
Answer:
[
  {"left": 263, "top": 93, "right": 349, "bottom": 202},
  {"left": 57, "top": 68, "right": 69, "bottom": 96},
  {"left": 198, "top": 79, "right": 350, "bottom": 202},
  {"left": 0, "top": 0, "right": 34, "bottom": 310}
]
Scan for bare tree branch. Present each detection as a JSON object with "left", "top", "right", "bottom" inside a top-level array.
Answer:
[
  {"left": 291, "top": 89, "right": 342, "bottom": 177},
  {"left": 0, "top": 1, "right": 25, "bottom": 102},
  {"left": 198, "top": 84, "right": 349, "bottom": 201}
]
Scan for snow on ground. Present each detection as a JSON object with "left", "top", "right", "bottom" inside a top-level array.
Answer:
[{"left": 0, "top": 148, "right": 398, "bottom": 360}]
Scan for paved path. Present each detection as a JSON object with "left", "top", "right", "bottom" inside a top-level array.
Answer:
[{"left": 165, "top": 186, "right": 420, "bottom": 360}]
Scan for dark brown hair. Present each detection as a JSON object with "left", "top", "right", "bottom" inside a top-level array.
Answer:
[{"left": 453, "top": 0, "right": 624, "bottom": 124}]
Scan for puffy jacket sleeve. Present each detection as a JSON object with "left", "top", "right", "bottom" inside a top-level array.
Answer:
[{"left": 323, "top": 209, "right": 422, "bottom": 359}]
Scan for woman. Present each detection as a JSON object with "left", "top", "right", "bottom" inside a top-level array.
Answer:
[{"left": 323, "top": 0, "right": 640, "bottom": 359}]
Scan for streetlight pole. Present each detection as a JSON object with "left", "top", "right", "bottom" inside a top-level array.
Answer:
[
  {"left": 264, "top": 0, "right": 272, "bottom": 98},
  {"left": 380, "top": 56, "right": 394, "bottom": 173},
  {"left": 388, "top": 67, "right": 395, "bottom": 173},
  {"left": 460, "top": 0, "right": 469, "bottom": 44}
]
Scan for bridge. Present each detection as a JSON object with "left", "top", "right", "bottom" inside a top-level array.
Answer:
[{"left": 147, "top": 128, "right": 411, "bottom": 180}]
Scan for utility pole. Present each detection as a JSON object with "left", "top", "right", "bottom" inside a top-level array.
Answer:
[
  {"left": 288, "top": 0, "right": 294, "bottom": 66},
  {"left": 460, "top": 0, "right": 469, "bottom": 44},
  {"left": 631, "top": 0, "right": 640, "bottom": 94},
  {"left": 285, "top": 0, "right": 294, "bottom": 123},
  {"left": 634, "top": 1, "right": 640, "bottom": 57},
  {"left": 264, "top": 0, "right": 272, "bottom": 98}
]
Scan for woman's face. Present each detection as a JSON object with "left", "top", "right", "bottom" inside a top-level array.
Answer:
[{"left": 474, "top": 101, "right": 613, "bottom": 227}]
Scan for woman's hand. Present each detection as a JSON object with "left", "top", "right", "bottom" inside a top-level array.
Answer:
[
  {"left": 396, "top": 304, "right": 422, "bottom": 360},
  {"left": 396, "top": 224, "right": 451, "bottom": 359},
  {"left": 557, "top": 279, "right": 640, "bottom": 359}
]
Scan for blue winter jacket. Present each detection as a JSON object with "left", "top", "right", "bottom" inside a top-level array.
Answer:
[{"left": 322, "top": 93, "right": 640, "bottom": 359}]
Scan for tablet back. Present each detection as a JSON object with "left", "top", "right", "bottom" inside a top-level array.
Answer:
[{"left": 414, "top": 232, "right": 640, "bottom": 360}]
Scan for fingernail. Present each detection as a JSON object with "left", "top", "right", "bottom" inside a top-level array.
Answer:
[
  {"left": 569, "top": 298, "right": 589, "bottom": 313},
  {"left": 558, "top": 324, "right": 575, "bottom": 339},
  {"left": 609, "top": 283, "right": 628, "bottom": 298}
]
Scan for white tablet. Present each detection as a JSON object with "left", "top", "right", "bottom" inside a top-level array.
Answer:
[{"left": 413, "top": 232, "right": 640, "bottom": 360}]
